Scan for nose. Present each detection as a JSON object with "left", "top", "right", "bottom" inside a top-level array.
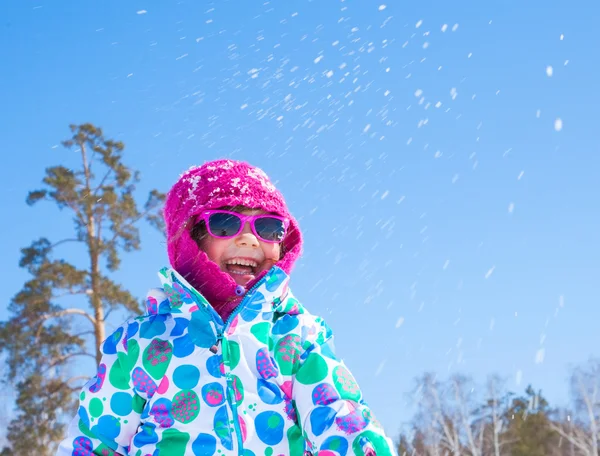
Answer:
[{"left": 235, "top": 222, "right": 259, "bottom": 248}]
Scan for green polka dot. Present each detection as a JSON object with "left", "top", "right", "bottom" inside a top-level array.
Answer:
[
  {"left": 142, "top": 338, "right": 173, "bottom": 380},
  {"left": 274, "top": 334, "right": 302, "bottom": 376},
  {"left": 78, "top": 418, "right": 94, "bottom": 438},
  {"left": 127, "top": 338, "right": 140, "bottom": 367},
  {"left": 80, "top": 391, "right": 85, "bottom": 401},
  {"left": 96, "top": 443, "right": 117, "bottom": 456},
  {"left": 89, "top": 398, "right": 104, "bottom": 417},
  {"left": 171, "top": 390, "right": 200, "bottom": 424},
  {"left": 295, "top": 352, "right": 328, "bottom": 385},
  {"left": 228, "top": 341, "right": 241, "bottom": 369},
  {"left": 231, "top": 375, "right": 245, "bottom": 406},
  {"left": 108, "top": 356, "right": 130, "bottom": 390},
  {"left": 265, "top": 448, "right": 273, "bottom": 456},
  {"left": 287, "top": 424, "right": 304, "bottom": 456},
  {"left": 156, "top": 428, "right": 190, "bottom": 456},
  {"left": 333, "top": 365, "right": 361, "bottom": 401},
  {"left": 132, "top": 394, "right": 145, "bottom": 414},
  {"left": 250, "top": 322, "right": 270, "bottom": 344},
  {"left": 352, "top": 430, "right": 392, "bottom": 456}
]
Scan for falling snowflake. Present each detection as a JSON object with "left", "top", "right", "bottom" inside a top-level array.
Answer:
[
  {"left": 137, "top": 10, "right": 147, "bottom": 15},
  {"left": 515, "top": 370, "right": 523, "bottom": 385},
  {"left": 554, "top": 118, "right": 563, "bottom": 131},
  {"left": 535, "top": 348, "right": 545, "bottom": 364},
  {"left": 378, "top": 4, "right": 387, "bottom": 11},
  {"left": 546, "top": 65, "right": 553, "bottom": 77}
]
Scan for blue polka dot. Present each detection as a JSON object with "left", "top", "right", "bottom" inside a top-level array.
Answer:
[
  {"left": 77, "top": 406, "right": 90, "bottom": 429},
  {"left": 170, "top": 318, "right": 189, "bottom": 337},
  {"left": 240, "top": 292, "right": 265, "bottom": 322},
  {"left": 92, "top": 415, "right": 120, "bottom": 440},
  {"left": 257, "top": 379, "right": 283, "bottom": 405},
  {"left": 255, "top": 411, "right": 284, "bottom": 445},
  {"left": 158, "top": 299, "right": 171, "bottom": 314},
  {"left": 322, "top": 435, "right": 349, "bottom": 456},
  {"left": 201, "top": 382, "right": 225, "bottom": 407},
  {"left": 214, "top": 406, "right": 233, "bottom": 451},
  {"left": 173, "top": 336, "right": 195, "bottom": 358},
  {"left": 272, "top": 315, "right": 299, "bottom": 334},
  {"left": 265, "top": 268, "right": 287, "bottom": 291},
  {"left": 173, "top": 364, "right": 200, "bottom": 389},
  {"left": 188, "top": 311, "right": 217, "bottom": 348},
  {"left": 321, "top": 341, "right": 338, "bottom": 360},
  {"left": 206, "top": 355, "right": 223, "bottom": 378},
  {"left": 102, "top": 327, "right": 123, "bottom": 355},
  {"left": 192, "top": 433, "right": 217, "bottom": 456},
  {"left": 140, "top": 316, "right": 167, "bottom": 339},
  {"left": 310, "top": 406, "right": 337, "bottom": 436},
  {"left": 133, "top": 423, "right": 158, "bottom": 447},
  {"left": 110, "top": 392, "right": 133, "bottom": 416},
  {"left": 127, "top": 321, "right": 139, "bottom": 339}
]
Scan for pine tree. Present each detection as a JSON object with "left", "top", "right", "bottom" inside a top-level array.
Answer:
[
  {"left": 0, "top": 123, "right": 164, "bottom": 455},
  {"left": 503, "top": 385, "right": 559, "bottom": 456}
]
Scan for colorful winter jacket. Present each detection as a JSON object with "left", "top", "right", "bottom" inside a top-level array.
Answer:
[{"left": 57, "top": 266, "right": 396, "bottom": 456}]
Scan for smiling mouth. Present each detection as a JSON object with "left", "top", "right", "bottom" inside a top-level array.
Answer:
[{"left": 224, "top": 258, "right": 258, "bottom": 276}]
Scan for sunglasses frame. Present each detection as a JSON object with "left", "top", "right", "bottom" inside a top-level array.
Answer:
[{"left": 196, "top": 210, "right": 290, "bottom": 244}]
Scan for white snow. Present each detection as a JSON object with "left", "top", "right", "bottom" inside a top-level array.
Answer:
[{"left": 554, "top": 118, "right": 563, "bottom": 131}]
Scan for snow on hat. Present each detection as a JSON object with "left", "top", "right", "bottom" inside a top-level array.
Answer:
[{"left": 164, "top": 159, "right": 302, "bottom": 312}]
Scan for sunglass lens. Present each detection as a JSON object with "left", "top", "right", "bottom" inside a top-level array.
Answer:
[
  {"left": 208, "top": 212, "right": 241, "bottom": 237},
  {"left": 254, "top": 217, "right": 286, "bottom": 242}
]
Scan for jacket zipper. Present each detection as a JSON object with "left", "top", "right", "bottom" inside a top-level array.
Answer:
[{"left": 219, "top": 277, "right": 267, "bottom": 455}]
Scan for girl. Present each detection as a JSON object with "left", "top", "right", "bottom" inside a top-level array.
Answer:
[{"left": 57, "top": 159, "right": 395, "bottom": 456}]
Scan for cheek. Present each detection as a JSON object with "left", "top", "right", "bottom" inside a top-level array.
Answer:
[
  {"left": 200, "top": 238, "right": 230, "bottom": 265},
  {"left": 261, "top": 243, "right": 281, "bottom": 260}
]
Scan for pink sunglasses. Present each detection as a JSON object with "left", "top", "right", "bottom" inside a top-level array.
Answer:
[{"left": 196, "top": 210, "right": 289, "bottom": 243}]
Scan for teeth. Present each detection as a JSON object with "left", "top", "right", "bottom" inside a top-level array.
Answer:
[{"left": 225, "top": 258, "right": 258, "bottom": 268}]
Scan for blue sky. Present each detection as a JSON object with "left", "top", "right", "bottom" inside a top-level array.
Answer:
[{"left": 2, "top": 0, "right": 600, "bottom": 441}]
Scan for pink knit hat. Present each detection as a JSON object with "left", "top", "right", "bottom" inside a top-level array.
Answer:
[{"left": 164, "top": 159, "right": 302, "bottom": 317}]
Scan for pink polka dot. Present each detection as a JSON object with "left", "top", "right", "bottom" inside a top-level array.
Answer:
[
  {"left": 157, "top": 376, "right": 169, "bottom": 394},
  {"left": 281, "top": 380, "right": 293, "bottom": 399},
  {"left": 226, "top": 315, "right": 239, "bottom": 335}
]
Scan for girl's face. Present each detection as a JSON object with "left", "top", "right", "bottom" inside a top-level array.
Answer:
[{"left": 196, "top": 208, "right": 282, "bottom": 287}]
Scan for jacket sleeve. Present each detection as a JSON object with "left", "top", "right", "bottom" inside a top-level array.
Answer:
[
  {"left": 56, "top": 319, "right": 145, "bottom": 456},
  {"left": 290, "top": 316, "right": 396, "bottom": 456}
]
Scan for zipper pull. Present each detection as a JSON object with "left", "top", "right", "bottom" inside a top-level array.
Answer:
[{"left": 209, "top": 333, "right": 223, "bottom": 354}]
